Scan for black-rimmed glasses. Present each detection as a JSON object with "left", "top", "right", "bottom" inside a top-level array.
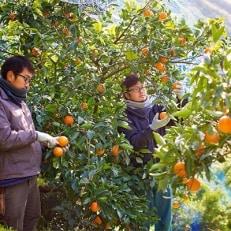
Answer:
[
  {"left": 17, "top": 74, "right": 32, "bottom": 84},
  {"left": 127, "top": 86, "right": 146, "bottom": 93}
]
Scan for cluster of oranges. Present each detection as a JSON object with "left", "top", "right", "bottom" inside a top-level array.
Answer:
[
  {"left": 95, "top": 145, "right": 120, "bottom": 156},
  {"left": 53, "top": 136, "right": 69, "bottom": 157}
]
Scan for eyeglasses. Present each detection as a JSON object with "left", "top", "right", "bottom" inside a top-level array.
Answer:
[
  {"left": 17, "top": 74, "right": 32, "bottom": 84},
  {"left": 127, "top": 86, "right": 146, "bottom": 93}
]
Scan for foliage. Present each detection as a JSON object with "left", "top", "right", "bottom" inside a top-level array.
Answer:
[{"left": 0, "top": 0, "right": 230, "bottom": 229}]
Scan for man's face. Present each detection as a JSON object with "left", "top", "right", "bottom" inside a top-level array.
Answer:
[
  {"left": 124, "top": 81, "right": 147, "bottom": 102},
  {"left": 7, "top": 68, "right": 32, "bottom": 90}
]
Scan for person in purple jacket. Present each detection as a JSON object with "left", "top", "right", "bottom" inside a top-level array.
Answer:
[
  {"left": 0, "top": 55, "right": 59, "bottom": 231},
  {"left": 118, "top": 74, "right": 185, "bottom": 231}
]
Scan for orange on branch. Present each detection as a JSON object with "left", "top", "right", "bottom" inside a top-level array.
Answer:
[
  {"left": 57, "top": 136, "right": 69, "bottom": 147},
  {"left": 160, "top": 56, "right": 168, "bottom": 63},
  {"left": 81, "top": 102, "right": 88, "bottom": 110},
  {"left": 187, "top": 178, "right": 201, "bottom": 192},
  {"left": 178, "top": 37, "right": 186, "bottom": 46},
  {"left": 158, "top": 12, "right": 168, "bottom": 21},
  {"left": 172, "top": 201, "right": 180, "bottom": 209},
  {"left": 195, "top": 144, "right": 205, "bottom": 157},
  {"left": 53, "top": 147, "right": 64, "bottom": 157},
  {"left": 161, "top": 74, "right": 168, "bottom": 83},
  {"left": 154, "top": 62, "right": 166, "bottom": 72},
  {"left": 173, "top": 162, "right": 187, "bottom": 177},
  {"left": 141, "top": 47, "right": 149, "bottom": 56},
  {"left": 204, "top": 129, "right": 219, "bottom": 144},
  {"left": 93, "top": 216, "right": 102, "bottom": 225},
  {"left": 97, "top": 84, "right": 105, "bottom": 93},
  {"left": 95, "top": 149, "right": 105, "bottom": 155},
  {"left": 143, "top": 9, "right": 151, "bottom": 17},
  {"left": 217, "top": 115, "right": 231, "bottom": 134},
  {"left": 64, "top": 115, "right": 74, "bottom": 125},
  {"left": 90, "top": 201, "right": 100, "bottom": 212},
  {"left": 112, "top": 145, "right": 120, "bottom": 156}
]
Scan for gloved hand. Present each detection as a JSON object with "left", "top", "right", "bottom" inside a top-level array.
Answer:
[
  {"left": 173, "top": 82, "right": 185, "bottom": 99},
  {"left": 62, "top": 144, "right": 70, "bottom": 153},
  {"left": 149, "top": 113, "right": 170, "bottom": 131},
  {"left": 36, "top": 131, "right": 58, "bottom": 148}
]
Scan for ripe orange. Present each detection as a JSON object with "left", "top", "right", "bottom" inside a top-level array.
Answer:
[
  {"left": 31, "top": 47, "right": 41, "bottom": 57},
  {"left": 204, "top": 129, "right": 219, "bottom": 144},
  {"left": 154, "top": 62, "right": 166, "bottom": 72},
  {"left": 93, "top": 216, "right": 102, "bottom": 225},
  {"left": 95, "top": 149, "right": 105, "bottom": 155},
  {"left": 64, "top": 115, "right": 74, "bottom": 125},
  {"left": 90, "top": 201, "right": 100, "bottom": 212},
  {"left": 172, "top": 201, "right": 180, "bottom": 209},
  {"left": 173, "top": 162, "right": 187, "bottom": 177},
  {"left": 204, "top": 47, "right": 212, "bottom": 54},
  {"left": 112, "top": 145, "right": 120, "bottom": 156},
  {"left": 183, "top": 194, "right": 189, "bottom": 202},
  {"left": 158, "top": 12, "right": 167, "bottom": 21},
  {"left": 178, "top": 37, "right": 186, "bottom": 46},
  {"left": 57, "top": 136, "right": 69, "bottom": 147},
  {"left": 145, "top": 69, "right": 152, "bottom": 75},
  {"left": 160, "top": 111, "right": 167, "bottom": 119},
  {"left": 97, "top": 84, "right": 105, "bottom": 93},
  {"left": 161, "top": 74, "right": 168, "bottom": 83},
  {"left": 93, "top": 49, "right": 99, "bottom": 57},
  {"left": 160, "top": 56, "right": 168, "bottom": 63},
  {"left": 217, "top": 115, "right": 231, "bottom": 134},
  {"left": 81, "top": 102, "right": 88, "bottom": 110},
  {"left": 53, "top": 146, "right": 64, "bottom": 157},
  {"left": 195, "top": 144, "right": 205, "bottom": 157},
  {"left": 143, "top": 9, "right": 151, "bottom": 17},
  {"left": 187, "top": 178, "right": 201, "bottom": 192},
  {"left": 141, "top": 47, "right": 149, "bottom": 56}
]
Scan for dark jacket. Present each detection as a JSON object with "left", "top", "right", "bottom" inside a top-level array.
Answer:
[
  {"left": 118, "top": 104, "right": 167, "bottom": 167},
  {"left": 0, "top": 88, "right": 42, "bottom": 180}
]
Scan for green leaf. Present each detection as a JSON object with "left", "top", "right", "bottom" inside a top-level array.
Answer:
[{"left": 153, "top": 132, "right": 166, "bottom": 145}]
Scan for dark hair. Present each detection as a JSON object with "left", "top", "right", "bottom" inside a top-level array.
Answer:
[
  {"left": 1, "top": 55, "right": 34, "bottom": 79},
  {"left": 121, "top": 74, "right": 141, "bottom": 92}
]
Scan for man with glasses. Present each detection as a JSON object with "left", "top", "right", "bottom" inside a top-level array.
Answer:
[
  {"left": 118, "top": 74, "right": 185, "bottom": 231},
  {"left": 0, "top": 55, "right": 59, "bottom": 231}
]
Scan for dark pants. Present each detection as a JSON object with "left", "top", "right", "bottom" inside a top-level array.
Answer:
[
  {"left": 0, "top": 176, "right": 41, "bottom": 231},
  {"left": 147, "top": 185, "right": 172, "bottom": 231}
]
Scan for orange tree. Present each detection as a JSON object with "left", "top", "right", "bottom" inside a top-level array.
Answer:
[{"left": 0, "top": 0, "right": 230, "bottom": 229}]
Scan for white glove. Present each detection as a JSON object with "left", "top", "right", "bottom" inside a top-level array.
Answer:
[
  {"left": 173, "top": 82, "right": 184, "bottom": 99},
  {"left": 36, "top": 131, "right": 58, "bottom": 148},
  {"left": 62, "top": 144, "right": 70, "bottom": 153},
  {"left": 149, "top": 113, "right": 170, "bottom": 131}
]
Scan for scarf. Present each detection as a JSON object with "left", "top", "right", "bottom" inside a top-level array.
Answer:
[
  {"left": 126, "top": 96, "right": 155, "bottom": 109},
  {"left": 0, "top": 77, "right": 28, "bottom": 106}
]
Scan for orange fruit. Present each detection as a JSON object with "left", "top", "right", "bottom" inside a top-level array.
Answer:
[
  {"left": 154, "top": 62, "right": 166, "bottom": 72},
  {"left": 64, "top": 115, "right": 74, "bottom": 125},
  {"left": 95, "top": 149, "right": 105, "bottom": 155},
  {"left": 172, "top": 201, "right": 180, "bottom": 208},
  {"left": 105, "top": 223, "right": 111, "bottom": 230},
  {"left": 81, "top": 102, "right": 88, "bottom": 110},
  {"left": 204, "top": 47, "right": 212, "bottom": 54},
  {"left": 160, "top": 56, "right": 168, "bottom": 63},
  {"left": 97, "top": 84, "right": 105, "bottom": 93},
  {"left": 183, "top": 194, "right": 189, "bottom": 202},
  {"left": 195, "top": 144, "right": 205, "bottom": 157},
  {"left": 112, "top": 145, "right": 120, "bottom": 156},
  {"left": 93, "top": 216, "right": 102, "bottom": 225},
  {"left": 217, "top": 115, "right": 231, "bottom": 134},
  {"left": 158, "top": 12, "right": 167, "bottom": 21},
  {"left": 141, "top": 47, "right": 149, "bottom": 56},
  {"left": 160, "top": 111, "right": 167, "bottom": 119},
  {"left": 187, "top": 178, "right": 201, "bottom": 192},
  {"left": 93, "top": 49, "right": 99, "bottom": 57},
  {"left": 204, "top": 129, "right": 219, "bottom": 144},
  {"left": 143, "top": 9, "right": 151, "bottom": 17},
  {"left": 62, "top": 27, "right": 71, "bottom": 36},
  {"left": 161, "top": 74, "right": 168, "bottom": 83},
  {"left": 31, "top": 47, "right": 41, "bottom": 57},
  {"left": 145, "top": 69, "right": 152, "bottom": 75},
  {"left": 173, "top": 162, "right": 187, "bottom": 177},
  {"left": 178, "top": 37, "right": 186, "bottom": 46},
  {"left": 90, "top": 201, "right": 100, "bottom": 212},
  {"left": 57, "top": 136, "right": 69, "bottom": 147},
  {"left": 53, "top": 147, "right": 64, "bottom": 157}
]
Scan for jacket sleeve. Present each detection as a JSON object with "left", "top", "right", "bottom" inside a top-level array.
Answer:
[
  {"left": 0, "top": 104, "right": 37, "bottom": 151},
  {"left": 118, "top": 121, "right": 154, "bottom": 151}
]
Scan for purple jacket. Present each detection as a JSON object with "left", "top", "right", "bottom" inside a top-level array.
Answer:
[
  {"left": 118, "top": 104, "right": 168, "bottom": 167},
  {"left": 0, "top": 88, "right": 42, "bottom": 180}
]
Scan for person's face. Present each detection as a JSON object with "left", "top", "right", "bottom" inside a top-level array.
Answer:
[
  {"left": 124, "top": 81, "right": 147, "bottom": 102},
  {"left": 6, "top": 68, "right": 32, "bottom": 90}
]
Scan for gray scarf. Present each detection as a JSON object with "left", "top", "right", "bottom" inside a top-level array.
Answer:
[
  {"left": 0, "top": 78, "right": 28, "bottom": 106},
  {"left": 126, "top": 96, "right": 155, "bottom": 109}
]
